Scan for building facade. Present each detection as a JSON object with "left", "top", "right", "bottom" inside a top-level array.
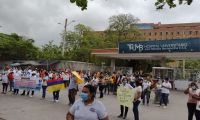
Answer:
[{"left": 136, "top": 22, "right": 200, "bottom": 41}]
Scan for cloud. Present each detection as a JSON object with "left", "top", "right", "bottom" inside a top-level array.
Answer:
[{"left": 0, "top": 0, "right": 200, "bottom": 46}]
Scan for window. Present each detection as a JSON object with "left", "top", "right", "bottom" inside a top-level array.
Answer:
[
  {"left": 177, "top": 32, "right": 180, "bottom": 35},
  {"left": 155, "top": 32, "right": 157, "bottom": 36},
  {"left": 166, "top": 32, "right": 168, "bottom": 35},
  {"left": 196, "top": 31, "right": 198, "bottom": 35},
  {"left": 149, "top": 32, "right": 151, "bottom": 36},
  {"left": 160, "top": 32, "right": 162, "bottom": 36},
  {"left": 171, "top": 32, "right": 173, "bottom": 35},
  {"left": 189, "top": 31, "right": 192, "bottom": 35}
]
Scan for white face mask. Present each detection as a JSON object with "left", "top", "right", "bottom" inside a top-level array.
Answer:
[{"left": 192, "top": 86, "right": 197, "bottom": 90}]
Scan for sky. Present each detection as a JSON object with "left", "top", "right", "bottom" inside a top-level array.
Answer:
[{"left": 0, "top": 0, "right": 200, "bottom": 46}]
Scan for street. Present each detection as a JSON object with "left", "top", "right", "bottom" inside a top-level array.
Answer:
[{"left": 0, "top": 87, "right": 188, "bottom": 120}]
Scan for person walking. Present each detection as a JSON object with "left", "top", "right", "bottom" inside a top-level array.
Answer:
[
  {"left": 41, "top": 72, "right": 49, "bottom": 99},
  {"left": 117, "top": 77, "right": 133, "bottom": 119},
  {"left": 8, "top": 71, "right": 14, "bottom": 92},
  {"left": 184, "top": 82, "right": 200, "bottom": 120},
  {"left": 1, "top": 72, "right": 9, "bottom": 94},
  {"left": 142, "top": 79, "right": 151, "bottom": 106},
  {"left": 132, "top": 79, "right": 143, "bottom": 120},
  {"left": 66, "top": 84, "right": 109, "bottom": 120},
  {"left": 159, "top": 78, "right": 172, "bottom": 108},
  {"left": 68, "top": 73, "right": 78, "bottom": 105}
]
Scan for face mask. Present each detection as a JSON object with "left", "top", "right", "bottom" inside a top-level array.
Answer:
[
  {"left": 80, "top": 92, "right": 89, "bottom": 102},
  {"left": 192, "top": 86, "right": 197, "bottom": 90}
]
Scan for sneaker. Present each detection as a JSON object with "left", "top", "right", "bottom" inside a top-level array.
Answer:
[
  {"left": 30, "top": 95, "right": 33, "bottom": 98},
  {"left": 55, "top": 100, "right": 59, "bottom": 102},
  {"left": 163, "top": 106, "right": 167, "bottom": 109}
]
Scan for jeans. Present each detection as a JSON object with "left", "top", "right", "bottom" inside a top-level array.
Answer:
[
  {"left": 104, "top": 83, "right": 111, "bottom": 94},
  {"left": 119, "top": 105, "right": 129, "bottom": 118},
  {"left": 68, "top": 89, "right": 77, "bottom": 104},
  {"left": 187, "top": 103, "right": 200, "bottom": 120},
  {"left": 9, "top": 81, "right": 14, "bottom": 91},
  {"left": 99, "top": 84, "right": 104, "bottom": 98},
  {"left": 53, "top": 90, "right": 60, "bottom": 100},
  {"left": 133, "top": 100, "right": 140, "bottom": 120},
  {"left": 143, "top": 90, "right": 151, "bottom": 105},
  {"left": 2, "top": 83, "right": 8, "bottom": 93},
  {"left": 160, "top": 93, "right": 169, "bottom": 106},
  {"left": 42, "top": 86, "right": 47, "bottom": 98}
]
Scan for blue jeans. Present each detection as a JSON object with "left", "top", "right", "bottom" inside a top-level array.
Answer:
[
  {"left": 133, "top": 100, "right": 140, "bottom": 120},
  {"left": 42, "top": 86, "right": 47, "bottom": 98},
  {"left": 160, "top": 93, "right": 169, "bottom": 106},
  {"left": 9, "top": 81, "right": 14, "bottom": 91}
]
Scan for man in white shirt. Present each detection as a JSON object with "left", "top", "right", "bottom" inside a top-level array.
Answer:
[
  {"left": 142, "top": 80, "right": 151, "bottom": 105},
  {"left": 160, "top": 78, "right": 172, "bottom": 108}
]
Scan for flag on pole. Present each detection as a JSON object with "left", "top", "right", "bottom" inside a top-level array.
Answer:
[{"left": 72, "top": 71, "right": 84, "bottom": 84}]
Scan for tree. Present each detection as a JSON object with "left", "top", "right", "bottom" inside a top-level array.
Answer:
[
  {"left": 0, "top": 33, "right": 40, "bottom": 60},
  {"left": 40, "top": 41, "right": 62, "bottom": 60},
  {"left": 155, "top": 0, "right": 193, "bottom": 9},
  {"left": 107, "top": 13, "right": 142, "bottom": 44},
  {"left": 70, "top": 0, "right": 194, "bottom": 11}
]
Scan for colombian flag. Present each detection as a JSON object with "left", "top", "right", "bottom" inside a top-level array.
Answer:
[{"left": 47, "top": 78, "right": 65, "bottom": 92}]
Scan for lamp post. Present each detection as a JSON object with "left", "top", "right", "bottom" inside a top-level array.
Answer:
[{"left": 60, "top": 18, "right": 75, "bottom": 57}]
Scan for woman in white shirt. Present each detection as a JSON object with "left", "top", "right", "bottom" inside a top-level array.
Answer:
[
  {"left": 133, "top": 78, "right": 143, "bottom": 120},
  {"left": 66, "top": 84, "right": 109, "bottom": 120},
  {"left": 2, "top": 72, "right": 8, "bottom": 94}
]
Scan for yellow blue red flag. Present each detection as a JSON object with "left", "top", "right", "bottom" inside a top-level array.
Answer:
[{"left": 47, "top": 78, "right": 65, "bottom": 92}]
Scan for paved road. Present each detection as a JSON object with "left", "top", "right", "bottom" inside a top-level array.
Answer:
[{"left": 0, "top": 86, "right": 188, "bottom": 120}]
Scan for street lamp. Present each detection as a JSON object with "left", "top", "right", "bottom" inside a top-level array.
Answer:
[{"left": 59, "top": 18, "right": 75, "bottom": 56}]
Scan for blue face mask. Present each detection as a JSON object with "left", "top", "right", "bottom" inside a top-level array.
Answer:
[{"left": 80, "top": 92, "right": 89, "bottom": 102}]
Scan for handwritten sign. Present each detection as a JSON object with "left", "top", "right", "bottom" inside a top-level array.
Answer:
[{"left": 117, "top": 86, "right": 136, "bottom": 107}]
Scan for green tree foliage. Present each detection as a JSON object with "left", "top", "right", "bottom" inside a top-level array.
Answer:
[
  {"left": 40, "top": 40, "right": 62, "bottom": 60},
  {"left": 0, "top": 33, "right": 39, "bottom": 60},
  {"left": 155, "top": 0, "right": 193, "bottom": 9},
  {"left": 62, "top": 24, "right": 103, "bottom": 62},
  {"left": 185, "top": 60, "right": 200, "bottom": 69},
  {"left": 70, "top": 0, "right": 87, "bottom": 10},
  {"left": 70, "top": 0, "right": 193, "bottom": 11},
  {"left": 107, "top": 14, "right": 143, "bottom": 46}
]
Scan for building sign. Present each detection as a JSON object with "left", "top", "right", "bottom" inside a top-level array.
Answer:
[{"left": 119, "top": 38, "right": 200, "bottom": 53}]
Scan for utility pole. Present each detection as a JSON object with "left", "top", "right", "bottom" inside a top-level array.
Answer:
[{"left": 62, "top": 18, "right": 68, "bottom": 57}]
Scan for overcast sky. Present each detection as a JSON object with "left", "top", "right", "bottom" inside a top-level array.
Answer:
[{"left": 0, "top": 0, "right": 200, "bottom": 46}]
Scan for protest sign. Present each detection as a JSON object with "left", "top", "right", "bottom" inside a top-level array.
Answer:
[
  {"left": 14, "top": 77, "right": 42, "bottom": 91},
  {"left": 117, "top": 86, "right": 136, "bottom": 107}
]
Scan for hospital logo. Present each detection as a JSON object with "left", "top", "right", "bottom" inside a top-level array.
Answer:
[{"left": 127, "top": 43, "right": 143, "bottom": 52}]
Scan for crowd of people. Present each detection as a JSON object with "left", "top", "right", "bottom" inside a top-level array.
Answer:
[{"left": 1, "top": 66, "right": 200, "bottom": 120}]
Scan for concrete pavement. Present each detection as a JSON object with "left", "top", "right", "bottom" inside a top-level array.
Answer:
[{"left": 0, "top": 87, "right": 188, "bottom": 120}]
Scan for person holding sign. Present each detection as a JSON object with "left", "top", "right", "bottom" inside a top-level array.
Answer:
[
  {"left": 68, "top": 72, "right": 78, "bottom": 105},
  {"left": 117, "top": 77, "right": 133, "bottom": 119},
  {"left": 132, "top": 78, "right": 143, "bottom": 120}
]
